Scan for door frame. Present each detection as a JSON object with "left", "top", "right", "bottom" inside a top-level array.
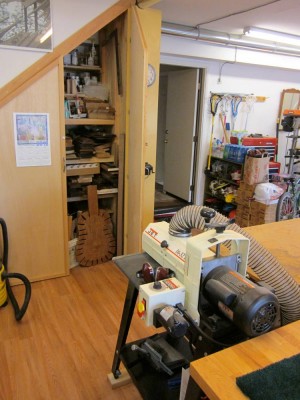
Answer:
[{"left": 155, "top": 64, "right": 206, "bottom": 205}]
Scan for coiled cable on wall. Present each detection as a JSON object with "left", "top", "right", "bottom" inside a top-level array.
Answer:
[
  {"left": 0, "top": 218, "right": 31, "bottom": 321},
  {"left": 169, "top": 205, "right": 300, "bottom": 325}
]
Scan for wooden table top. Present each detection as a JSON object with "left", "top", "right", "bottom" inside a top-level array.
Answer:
[
  {"left": 243, "top": 219, "right": 300, "bottom": 284},
  {"left": 190, "top": 319, "right": 300, "bottom": 400}
]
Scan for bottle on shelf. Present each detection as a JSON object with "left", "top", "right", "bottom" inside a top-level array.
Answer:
[
  {"left": 66, "top": 73, "right": 72, "bottom": 94},
  {"left": 88, "top": 53, "right": 94, "bottom": 66},
  {"left": 71, "top": 76, "right": 77, "bottom": 95},
  {"left": 71, "top": 49, "right": 78, "bottom": 66}
]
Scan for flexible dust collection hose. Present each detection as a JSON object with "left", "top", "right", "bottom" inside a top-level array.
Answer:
[
  {"left": 169, "top": 205, "right": 300, "bottom": 325},
  {"left": 0, "top": 218, "right": 31, "bottom": 321}
]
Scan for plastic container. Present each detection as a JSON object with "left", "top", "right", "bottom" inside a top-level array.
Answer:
[
  {"left": 224, "top": 144, "right": 254, "bottom": 163},
  {"left": 83, "top": 84, "right": 109, "bottom": 101}
]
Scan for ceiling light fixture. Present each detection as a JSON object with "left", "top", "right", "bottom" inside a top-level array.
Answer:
[
  {"left": 40, "top": 28, "right": 53, "bottom": 44},
  {"left": 161, "top": 22, "right": 300, "bottom": 57},
  {"left": 244, "top": 26, "right": 300, "bottom": 47}
]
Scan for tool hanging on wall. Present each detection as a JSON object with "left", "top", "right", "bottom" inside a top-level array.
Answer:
[
  {"left": 244, "top": 95, "right": 257, "bottom": 131},
  {"left": 231, "top": 95, "right": 242, "bottom": 130},
  {"left": 219, "top": 95, "right": 232, "bottom": 143},
  {"left": 0, "top": 218, "right": 31, "bottom": 321},
  {"left": 208, "top": 94, "right": 222, "bottom": 170}
]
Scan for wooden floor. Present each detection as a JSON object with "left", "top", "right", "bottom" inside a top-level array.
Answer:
[{"left": 0, "top": 262, "right": 158, "bottom": 400}]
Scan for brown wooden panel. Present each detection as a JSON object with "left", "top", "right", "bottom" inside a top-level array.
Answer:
[{"left": 0, "top": 67, "right": 68, "bottom": 281}]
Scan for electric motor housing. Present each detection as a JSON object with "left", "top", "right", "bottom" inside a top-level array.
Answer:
[{"left": 202, "top": 265, "right": 281, "bottom": 337}]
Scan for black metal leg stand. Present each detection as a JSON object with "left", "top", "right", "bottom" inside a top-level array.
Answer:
[{"left": 111, "top": 281, "right": 138, "bottom": 378}]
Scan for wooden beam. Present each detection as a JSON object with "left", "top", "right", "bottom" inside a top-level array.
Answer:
[{"left": 0, "top": 0, "right": 134, "bottom": 108}]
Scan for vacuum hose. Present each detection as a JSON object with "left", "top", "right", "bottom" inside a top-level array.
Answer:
[
  {"left": 169, "top": 205, "right": 300, "bottom": 325},
  {"left": 0, "top": 218, "right": 31, "bottom": 321}
]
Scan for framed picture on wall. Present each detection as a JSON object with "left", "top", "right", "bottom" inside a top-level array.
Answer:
[{"left": 0, "top": 0, "right": 52, "bottom": 52}]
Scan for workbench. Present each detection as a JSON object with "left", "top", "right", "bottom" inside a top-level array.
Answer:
[
  {"left": 189, "top": 319, "right": 300, "bottom": 400},
  {"left": 243, "top": 218, "right": 300, "bottom": 284}
]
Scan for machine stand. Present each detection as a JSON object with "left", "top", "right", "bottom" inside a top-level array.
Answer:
[{"left": 111, "top": 281, "right": 138, "bottom": 379}]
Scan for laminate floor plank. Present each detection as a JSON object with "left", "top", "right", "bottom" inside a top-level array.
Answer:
[{"left": 0, "top": 261, "right": 157, "bottom": 400}]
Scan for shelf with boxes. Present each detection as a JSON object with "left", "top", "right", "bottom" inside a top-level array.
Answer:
[
  {"left": 66, "top": 154, "right": 120, "bottom": 267},
  {"left": 204, "top": 156, "right": 244, "bottom": 215},
  {"left": 64, "top": 29, "right": 118, "bottom": 203},
  {"left": 234, "top": 182, "right": 278, "bottom": 227},
  {"left": 65, "top": 118, "right": 119, "bottom": 261},
  {"left": 63, "top": 34, "right": 102, "bottom": 92},
  {"left": 63, "top": 23, "right": 126, "bottom": 265},
  {"left": 63, "top": 33, "right": 114, "bottom": 121},
  {"left": 65, "top": 123, "right": 118, "bottom": 202},
  {"left": 205, "top": 136, "right": 281, "bottom": 217}
]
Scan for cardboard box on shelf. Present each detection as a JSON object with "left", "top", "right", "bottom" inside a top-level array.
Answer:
[
  {"left": 235, "top": 200, "right": 277, "bottom": 227},
  {"left": 235, "top": 182, "right": 256, "bottom": 204}
]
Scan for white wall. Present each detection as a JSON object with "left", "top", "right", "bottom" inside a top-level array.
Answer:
[
  {"left": 2, "top": 7, "right": 300, "bottom": 204},
  {"left": 0, "top": 0, "right": 116, "bottom": 88},
  {"left": 160, "top": 36, "right": 300, "bottom": 204}
]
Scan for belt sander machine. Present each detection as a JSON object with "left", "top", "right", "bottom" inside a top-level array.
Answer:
[{"left": 133, "top": 207, "right": 280, "bottom": 374}]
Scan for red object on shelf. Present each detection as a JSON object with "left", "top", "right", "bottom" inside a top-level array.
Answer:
[
  {"left": 269, "top": 161, "right": 281, "bottom": 174},
  {"left": 241, "top": 137, "right": 277, "bottom": 147},
  {"left": 230, "top": 136, "right": 278, "bottom": 160},
  {"left": 283, "top": 109, "right": 300, "bottom": 116}
]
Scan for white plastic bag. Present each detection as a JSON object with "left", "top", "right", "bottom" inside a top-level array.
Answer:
[{"left": 254, "top": 183, "right": 284, "bottom": 204}]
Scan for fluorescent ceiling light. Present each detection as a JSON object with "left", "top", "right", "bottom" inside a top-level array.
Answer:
[
  {"left": 244, "top": 26, "right": 300, "bottom": 47},
  {"left": 40, "top": 28, "right": 53, "bottom": 44}
]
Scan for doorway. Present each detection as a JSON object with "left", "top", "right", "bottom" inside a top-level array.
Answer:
[{"left": 154, "top": 64, "right": 203, "bottom": 220}]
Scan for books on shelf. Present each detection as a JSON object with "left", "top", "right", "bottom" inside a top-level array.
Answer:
[
  {"left": 77, "top": 175, "right": 94, "bottom": 184},
  {"left": 101, "top": 162, "right": 119, "bottom": 172},
  {"left": 95, "top": 144, "right": 111, "bottom": 158},
  {"left": 97, "top": 188, "right": 118, "bottom": 194},
  {"left": 66, "top": 163, "right": 100, "bottom": 176}
]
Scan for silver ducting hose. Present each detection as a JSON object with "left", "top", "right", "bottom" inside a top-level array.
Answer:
[{"left": 169, "top": 205, "right": 300, "bottom": 325}]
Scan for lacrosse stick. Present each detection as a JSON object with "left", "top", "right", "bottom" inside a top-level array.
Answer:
[
  {"left": 208, "top": 94, "right": 222, "bottom": 170},
  {"left": 244, "top": 94, "right": 256, "bottom": 130},
  {"left": 231, "top": 95, "right": 242, "bottom": 130},
  {"left": 219, "top": 94, "right": 232, "bottom": 143}
]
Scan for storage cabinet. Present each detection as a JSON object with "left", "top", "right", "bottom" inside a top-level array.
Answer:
[
  {"left": 64, "top": 33, "right": 123, "bottom": 260},
  {"left": 0, "top": 4, "right": 160, "bottom": 281},
  {"left": 204, "top": 156, "right": 244, "bottom": 216}
]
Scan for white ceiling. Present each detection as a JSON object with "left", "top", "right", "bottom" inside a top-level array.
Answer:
[{"left": 151, "top": 0, "right": 300, "bottom": 37}]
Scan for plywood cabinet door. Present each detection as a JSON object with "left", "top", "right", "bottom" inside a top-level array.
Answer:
[
  {"left": 124, "top": 7, "right": 161, "bottom": 254},
  {"left": 0, "top": 67, "right": 68, "bottom": 281}
]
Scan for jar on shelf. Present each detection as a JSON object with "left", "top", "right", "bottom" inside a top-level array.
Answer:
[
  {"left": 71, "top": 50, "right": 78, "bottom": 66},
  {"left": 87, "top": 53, "right": 94, "bottom": 66}
]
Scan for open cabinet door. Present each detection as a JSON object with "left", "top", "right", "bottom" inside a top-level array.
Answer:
[{"left": 124, "top": 6, "right": 161, "bottom": 254}]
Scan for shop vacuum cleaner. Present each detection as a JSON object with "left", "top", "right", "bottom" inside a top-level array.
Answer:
[{"left": 0, "top": 218, "right": 31, "bottom": 321}]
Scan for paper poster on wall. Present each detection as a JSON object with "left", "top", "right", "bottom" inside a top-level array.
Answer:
[{"left": 13, "top": 113, "right": 51, "bottom": 167}]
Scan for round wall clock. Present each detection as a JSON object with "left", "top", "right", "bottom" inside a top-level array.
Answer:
[{"left": 147, "top": 63, "right": 156, "bottom": 87}]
